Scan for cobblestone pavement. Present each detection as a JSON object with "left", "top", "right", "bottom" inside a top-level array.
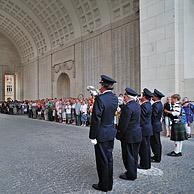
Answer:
[{"left": 0, "top": 114, "right": 194, "bottom": 194}]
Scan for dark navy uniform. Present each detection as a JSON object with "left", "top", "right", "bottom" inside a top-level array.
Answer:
[
  {"left": 117, "top": 88, "right": 142, "bottom": 180},
  {"left": 150, "top": 89, "right": 165, "bottom": 162},
  {"left": 138, "top": 88, "right": 153, "bottom": 169},
  {"left": 89, "top": 75, "right": 118, "bottom": 192}
]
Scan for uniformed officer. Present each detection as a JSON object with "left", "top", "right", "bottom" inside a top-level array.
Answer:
[
  {"left": 116, "top": 88, "right": 142, "bottom": 180},
  {"left": 89, "top": 75, "right": 118, "bottom": 192},
  {"left": 150, "top": 89, "right": 165, "bottom": 162},
  {"left": 138, "top": 88, "right": 153, "bottom": 169}
]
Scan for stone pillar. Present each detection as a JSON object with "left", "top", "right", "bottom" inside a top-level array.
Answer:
[
  {"left": 23, "top": 60, "right": 38, "bottom": 100},
  {"left": 140, "top": 0, "right": 176, "bottom": 96},
  {"left": 112, "top": 15, "right": 140, "bottom": 94},
  {"left": 140, "top": 0, "right": 193, "bottom": 99},
  {"left": 183, "top": 0, "right": 194, "bottom": 99}
]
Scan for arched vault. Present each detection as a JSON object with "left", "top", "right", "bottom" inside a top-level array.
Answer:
[{"left": 0, "top": 0, "right": 137, "bottom": 61}]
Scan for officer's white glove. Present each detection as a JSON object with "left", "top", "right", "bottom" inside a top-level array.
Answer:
[{"left": 91, "top": 139, "right": 97, "bottom": 145}]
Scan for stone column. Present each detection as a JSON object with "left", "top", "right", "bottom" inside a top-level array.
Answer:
[
  {"left": 140, "top": 0, "right": 176, "bottom": 96},
  {"left": 140, "top": 0, "right": 192, "bottom": 99},
  {"left": 183, "top": 0, "right": 194, "bottom": 99}
]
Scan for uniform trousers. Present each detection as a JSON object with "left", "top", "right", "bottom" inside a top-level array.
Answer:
[
  {"left": 121, "top": 141, "right": 140, "bottom": 180},
  {"left": 94, "top": 140, "right": 114, "bottom": 191},
  {"left": 139, "top": 136, "right": 151, "bottom": 169},
  {"left": 150, "top": 132, "right": 162, "bottom": 162}
]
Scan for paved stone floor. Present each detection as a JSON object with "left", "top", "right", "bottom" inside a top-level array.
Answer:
[{"left": 0, "top": 114, "right": 193, "bottom": 194}]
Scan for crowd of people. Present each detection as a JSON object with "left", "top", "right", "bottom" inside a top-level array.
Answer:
[
  {"left": 0, "top": 94, "right": 193, "bottom": 135},
  {"left": 0, "top": 98, "right": 95, "bottom": 127}
]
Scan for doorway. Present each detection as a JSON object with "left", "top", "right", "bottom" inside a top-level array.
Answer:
[
  {"left": 57, "top": 73, "right": 70, "bottom": 98},
  {"left": 4, "top": 74, "right": 15, "bottom": 101}
]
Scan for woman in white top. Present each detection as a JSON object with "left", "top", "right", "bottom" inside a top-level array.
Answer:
[{"left": 65, "top": 101, "right": 72, "bottom": 124}]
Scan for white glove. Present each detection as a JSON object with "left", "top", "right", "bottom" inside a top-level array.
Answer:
[{"left": 91, "top": 139, "right": 97, "bottom": 145}]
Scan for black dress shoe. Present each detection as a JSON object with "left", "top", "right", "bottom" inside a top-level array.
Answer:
[
  {"left": 92, "top": 184, "right": 107, "bottom": 192},
  {"left": 167, "top": 151, "right": 182, "bottom": 157},
  {"left": 108, "top": 187, "right": 112, "bottom": 191},
  {"left": 137, "top": 164, "right": 150, "bottom": 170},
  {"left": 187, "top": 134, "right": 191, "bottom": 138},
  {"left": 151, "top": 157, "right": 160, "bottom": 163},
  {"left": 119, "top": 173, "right": 135, "bottom": 181}
]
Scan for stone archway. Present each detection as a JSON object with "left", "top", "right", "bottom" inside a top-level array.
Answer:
[
  {"left": 0, "top": 33, "right": 22, "bottom": 101},
  {"left": 57, "top": 73, "right": 70, "bottom": 98}
]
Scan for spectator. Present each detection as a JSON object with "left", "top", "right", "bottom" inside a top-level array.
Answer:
[
  {"left": 65, "top": 101, "right": 72, "bottom": 124},
  {"left": 182, "top": 97, "right": 194, "bottom": 138},
  {"left": 163, "top": 97, "right": 173, "bottom": 137},
  {"left": 166, "top": 94, "right": 187, "bottom": 157},
  {"left": 80, "top": 100, "right": 88, "bottom": 126},
  {"left": 75, "top": 99, "right": 81, "bottom": 126}
]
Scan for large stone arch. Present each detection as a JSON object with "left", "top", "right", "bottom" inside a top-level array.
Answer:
[{"left": 0, "top": 33, "right": 22, "bottom": 101}]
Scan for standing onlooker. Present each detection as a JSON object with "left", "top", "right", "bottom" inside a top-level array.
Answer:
[
  {"left": 87, "top": 98, "right": 94, "bottom": 126},
  {"left": 44, "top": 105, "right": 49, "bottom": 121},
  {"left": 116, "top": 88, "right": 142, "bottom": 180},
  {"left": 150, "top": 89, "right": 165, "bottom": 163},
  {"left": 75, "top": 99, "right": 81, "bottom": 126},
  {"left": 166, "top": 94, "right": 187, "bottom": 156},
  {"left": 28, "top": 101, "right": 33, "bottom": 118},
  {"left": 65, "top": 101, "right": 72, "bottom": 124},
  {"left": 71, "top": 99, "right": 76, "bottom": 124},
  {"left": 80, "top": 100, "right": 88, "bottom": 126},
  {"left": 32, "top": 101, "right": 37, "bottom": 119},
  {"left": 9, "top": 101, "right": 14, "bottom": 115},
  {"left": 163, "top": 97, "right": 173, "bottom": 137},
  {"left": 182, "top": 97, "right": 194, "bottom": 138}
]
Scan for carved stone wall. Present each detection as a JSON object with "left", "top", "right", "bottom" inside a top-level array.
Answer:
[
  {"left": 82, "top": 35, "right": 103, "bottom": 95},
  {"left": 38, "top": 55, "right": 52, "bottom": 99},
  {"left": 81, "top": 15, "right": 140, "bottom": 96},
  {"left": 22, "top": 14, "right": 140, "bottom": 99},
  {"left": 23, "top": 61, "right": 38, "bottom": 100},
  {"left": 52, "top": 46, "right": 76, "bottom": 98},
  {"left": 112, "top": 17, "right": 140, "bottom": 94}
]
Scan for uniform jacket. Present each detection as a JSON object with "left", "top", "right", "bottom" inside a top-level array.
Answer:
[
  {"left": 140, "top": 101, "right": 153, "bottom": 136},
  {"left": 116, "top": 100, "right": 142, "bottom": 143},
  {"left": 89, "top": 91, "right": 118, "bottom": 142},
  {"left": 151, "top": 101, "right": 163, "bottom": 132}
]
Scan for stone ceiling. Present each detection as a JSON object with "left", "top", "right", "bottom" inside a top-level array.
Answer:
[{"left": 0, "top": 0, "right": 137, "bottom": 61}]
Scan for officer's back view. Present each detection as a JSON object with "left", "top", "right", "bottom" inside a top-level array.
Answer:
[{"left": 89, "top": 75, "right": 118, "bottom": 192}]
